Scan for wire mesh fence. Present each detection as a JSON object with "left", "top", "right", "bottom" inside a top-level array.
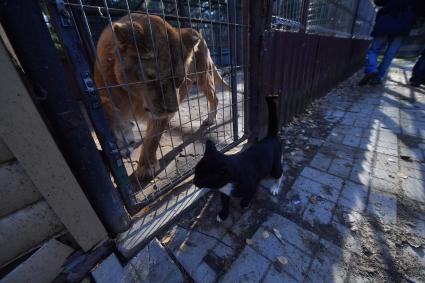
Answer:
[
  {"left": 47, "top": 0, "right": 248, "bottom": 207},
  {"left": 41, "top": 0, "right": 375, "bottom": 215},
  {"left": 272, "top": 0, "right": 375, "bottom": 38}
]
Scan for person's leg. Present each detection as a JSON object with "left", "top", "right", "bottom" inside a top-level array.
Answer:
[
  {"left": 410, "top": 48, "right": 425, "bottom": 86},
  {"left": 376, "top": 36, "right": 404, "bottom": 82},
  {"left": 359, "top": 37, "right": 387, "bottom": 85},
  {"left": 365, "top": 37, "right": 387, "bottom": 74}
]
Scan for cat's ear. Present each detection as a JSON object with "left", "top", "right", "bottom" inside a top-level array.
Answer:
[{"left": 205, "top": 139, "right": 217, "bottom": 154}]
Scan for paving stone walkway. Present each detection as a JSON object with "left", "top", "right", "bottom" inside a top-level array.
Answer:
[{"left": 94, "top": 60, "right": 425, "bottom": 282}]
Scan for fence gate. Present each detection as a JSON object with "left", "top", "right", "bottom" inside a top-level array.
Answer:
[{"left": 44, "top": 0, "right": 249, "bottom": 214}]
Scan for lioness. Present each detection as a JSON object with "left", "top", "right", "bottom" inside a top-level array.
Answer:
[{"left": 94, "top": 14, "right": 228, "bottom": 180}]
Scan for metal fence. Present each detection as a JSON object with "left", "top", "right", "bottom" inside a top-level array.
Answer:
[
  {"left": 40, "top": 0, "right": 248, "bottom": 213},
  {"left": 248, "top": 0, "right": 375, "bottom": 139},
  {"left": 1, "top": 0, "right": 376, "bottom": 227},
  {"left": 272, "top": 0, "right": 375, "bottom": 38},
  {"left": 49, "top": 0, "right": 374, "bottom": 215}
]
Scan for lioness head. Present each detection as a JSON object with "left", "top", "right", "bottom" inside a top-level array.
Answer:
[{"left": 111, "top": 14, "right": 201, "bottom": 120}]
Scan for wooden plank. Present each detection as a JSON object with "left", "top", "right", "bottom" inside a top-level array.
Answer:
[
  {"left": 2, "top": 239, "right": 74, "bottom": 283},
  {"left": 0, "top": 201, "right": 64, "bottom": 267},
  {"left": 0, "top": 161, "right": 42, "bottom": 217},
  {"left": 0, "top": 33, "right": 107, "bottom": 251},
  {"left": 0, "top": 137, "right": 14, "bottom": 164}
]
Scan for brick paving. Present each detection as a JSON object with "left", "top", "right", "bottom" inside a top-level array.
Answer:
[{"left": 94, "top": 60, "right": 425, "bottom": 282}]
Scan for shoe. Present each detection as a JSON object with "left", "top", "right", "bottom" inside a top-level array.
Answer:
[
  {"left": 358, "top": 72, "right": 378, "bottom": 86},
  {"left": 369, "top": 77, "right": 382, "bottom": 86}
]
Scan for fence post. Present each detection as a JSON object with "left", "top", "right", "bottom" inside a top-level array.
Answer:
[
  {"left": 300, "top": 0, "right": 311, "bottom": 32},
  {"left": 228, "top": 0, "right": 239, "bottom": 141},
  {"left": 0, "top": 0, "right": 131, "bottom": 234},
  {"left": 350, "top": 0, "right": 361, "bottom": 37},
  {"left": 248, "top": 0, "right": 273, "bottom": 142}
]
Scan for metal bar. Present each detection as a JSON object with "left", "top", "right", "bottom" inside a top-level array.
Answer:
[
  {"left": 205, "top": 0, "right": 223, "bottom": 143},
  {"left": 91, "top": 65, "right": 246, "bottom": 90},
  {"left": 215, "top": 0, "right": 230, "bottom": 144},
  {"left": 63, "top": 3, "right": 248, "bottom": 27},
  {"left": 157, "top": 0, "right": 191, "bottom": 170},
  {"left": 1, "top": 0, "right": 130, "bottom": 233},
  {"left": 228, "top": 0, "right": 238, "bottom": 141},
  {"left": 242, "top": 0, "right": 249, "bottom": 135},
  {"left": 176, "top": 0, "right": 189, "bottom": 28},
  {"left": 46, "top": 1, "right": 142, "bottom": 215},
  {"left": 133, "top": 1, "right": 181, "bottom": 182},
  {"left": 178, "top": 0, "right": 208, "bottom": 156},
  {"left": 350, "top": 0, "right": 361, "bottom": 36},
  {"left": 248, "top": 0, "right": 273, "bottom": 142},
  {"left": 300, "top": 0, "right": 311, "bottom": 32},
  {"left": 47, "top": 0, "right": 248, "bottom": 205},
  {"left": 71, "top": 0, "right": 160, "bottom": 201}
]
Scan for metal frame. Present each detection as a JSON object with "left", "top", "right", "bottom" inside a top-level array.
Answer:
[
  {"left": 46, "top": 0, "right": 141, "bottom": 214},
  {"left": 0, "top": 0, "right": 130, "bottom": 233},
  {"left": 43, "top": 0, "right": 250, "bottom": 213},
  {"left": 1, "top": 0, "right": 375, "bottom": 232},
  {"left": 271, "top": 0, "right": 375, "bottom": 38}
]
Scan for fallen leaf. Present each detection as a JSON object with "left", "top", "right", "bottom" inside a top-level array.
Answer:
[
  {"left": 309, "top": 195, "right": 317, "bottom": 204},
  {"left": 161, "top": 235, "right": 173, "bottom": 245},
  {"left": 276, "top": 256, "right": 288, "bottom": 266},
  {"left": 273, "top": 228, "right": 283, "bottom": 241},
  {"left": 143, "top": 206, "right": 152, "bottom": 214},
  {"left": 397, "top": 172, "right": 409, "bottom": 179},
  {"left": 179, "top": 243, "right": 187, "bottom": 252},
  {"left": 262, "top": 230, "right": 270, "bottom": 239},
  {"left": 246, "top": 238, "right": 253, "bottom": 245}
]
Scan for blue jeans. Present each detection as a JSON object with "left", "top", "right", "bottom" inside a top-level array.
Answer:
[{"left": 365, "top": 36, "right": 404, "bottom": 81}]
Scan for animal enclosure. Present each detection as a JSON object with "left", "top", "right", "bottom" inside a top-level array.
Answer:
[
  {"left": 44, "top": 0, "right": 248, "bottom": 210},
  {"left": 2, "top": 0, "right": 375, "bottom": 225}
]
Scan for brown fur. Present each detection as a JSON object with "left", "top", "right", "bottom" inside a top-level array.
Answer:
[{"left": 94, "top": 14, "right": 228, "bottom": 180}]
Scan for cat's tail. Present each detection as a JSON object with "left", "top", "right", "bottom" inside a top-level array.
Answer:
[{"left": 265, "top": 95, "right": 279, "bottom": 137}]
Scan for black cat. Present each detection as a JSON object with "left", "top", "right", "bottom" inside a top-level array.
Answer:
[{"left": 193, "top": 96, "right": 283, "bottom": 222}]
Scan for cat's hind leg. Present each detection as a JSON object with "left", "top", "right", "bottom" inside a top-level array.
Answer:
[
  {"left": 270, "top": 159, "right": 283, "bottom": 196},
  {"left": 270, "top": 175, "right": 283, "bottom": 196}
]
